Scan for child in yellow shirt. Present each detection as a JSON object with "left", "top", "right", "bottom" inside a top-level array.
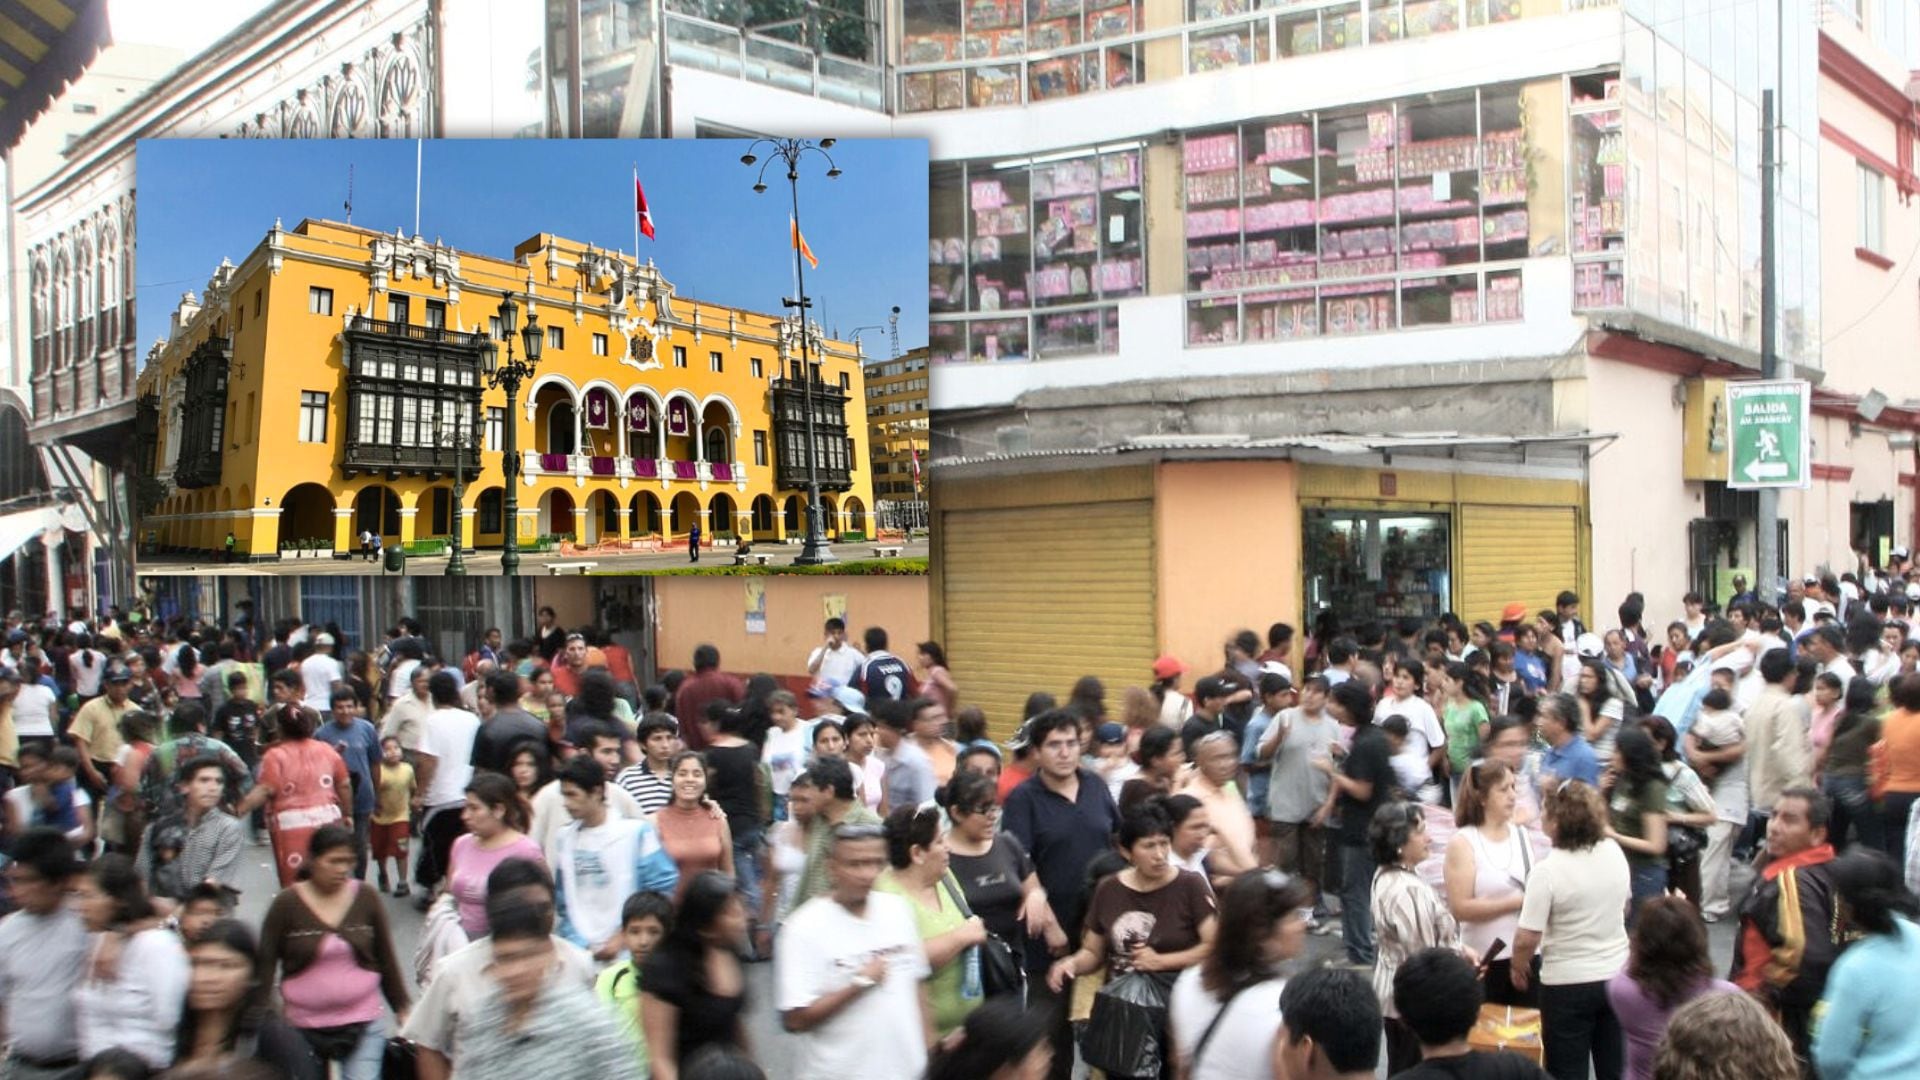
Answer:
[{"left": 371, "top": 736, "right": 416, "bottom": 896}]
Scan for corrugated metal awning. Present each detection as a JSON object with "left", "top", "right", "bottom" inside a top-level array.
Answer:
[
  {"left": 0, "top": 0, "right": 109, "bottom": 152},
  {"left": 936, "top": 431, "right": 1618, "bottom": 470}
]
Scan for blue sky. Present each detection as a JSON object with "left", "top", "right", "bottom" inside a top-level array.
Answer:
[{"left": 134, "top": 138, "right": 929, "bottom": 356}]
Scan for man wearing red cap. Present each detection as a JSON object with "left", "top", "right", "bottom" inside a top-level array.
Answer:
[
  {"left": 1151, "top": 654, "right": 1191, "bottom": 726},
  {"left": 1497, "top": 601, "right": 1529, "bottom": 642}
]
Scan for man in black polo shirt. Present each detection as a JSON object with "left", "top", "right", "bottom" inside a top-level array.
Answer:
[
  {"left": 1003, "top": 707, "right": 1119, "bottom": 1079},
  {"left": 470, "top": 669, "right": 549, "bottom": 774},
  {"left": 1315, "top": 679, "right": 1393, "bottom": 966},
  {"left": 1180, "top": 676, "right": 1237, "bottom": 756}
]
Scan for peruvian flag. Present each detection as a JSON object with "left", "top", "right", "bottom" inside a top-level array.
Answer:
[{"left": 635, "top": 177, "right": 655, "bottom": 240}]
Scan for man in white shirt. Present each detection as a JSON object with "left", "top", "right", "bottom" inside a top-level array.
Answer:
[
  {"left": 530, "top": 724, "right": 646, "bottom": 863},
  {"left": 299, "top": 633, "right": 344, "bottom": 720},
  {"left": 778, "top": 824, "right": 933, "bottom": 1079},
  {"left": 0, "top": 828, "right": 90, "bottom": 1077},
  {"left": 413, "top": 671, "right": 481, "bottom": 903},
  {"left": 401, "top": 857, "right": 598, "bottom": 1080},
  {"left": 551, "top": 756, "right": 679, "bottom": 963},
  {"left": 380, "top": 664, "right": 435, "bottom": 754},
  {"left": 1802, "top": 626, "right": 1857, "bottom": 685},
  {"left": 806, "top": 617, "right": 866, "bottom": 692}
]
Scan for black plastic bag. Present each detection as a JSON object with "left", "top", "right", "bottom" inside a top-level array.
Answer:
[{"left": 1080, "top": 970, "right": 1175, "bottom": 1078}]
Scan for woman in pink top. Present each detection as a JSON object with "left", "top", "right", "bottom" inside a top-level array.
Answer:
[
  {"left": 444, "top": 772, "right": 544, "bottom": 938},
  {"left": 655, "top": 751, "right": 734, "bottom": 902},
  {"left": 257, "top": 824, "right": 410, "bottom": 1080},
  {"left": 1808, "top": 671, "right": 1844, "bottom": 775},
  {"left": 173, "top": 643, "right": 206, "bottom": 700},
  {"left": 916, "top": 641, "right": 959, "bottom": 717}
]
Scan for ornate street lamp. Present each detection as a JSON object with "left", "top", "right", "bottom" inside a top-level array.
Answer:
[
  {"left": 742, "top": 137, "right": 840, "bottom": 565},
  {"left": 431, "top": 403, "right": 485, "bottom": 577},
  {"left": 481, "top": 294, "right": 544, "bottom": 602}
]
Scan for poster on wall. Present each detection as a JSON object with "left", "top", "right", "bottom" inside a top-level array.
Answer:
[
  {"left": 745, "top": 580, "right": 767, "bottom": 635},
  {"left": 823, "top": 593, "right": 847, "bottom": 625}
]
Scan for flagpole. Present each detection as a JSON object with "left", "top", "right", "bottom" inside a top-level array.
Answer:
[
  {"left": 413, "top": 138, "right": 422, "bottom": 237},
  {"left": 633, "top": 163, "right": 640, "bottom": 262}
]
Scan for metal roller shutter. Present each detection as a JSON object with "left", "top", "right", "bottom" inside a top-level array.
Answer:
[
  {"left": 938, "top": 500, "right": 1157, "bottom": 741},
  {"left": 1458, "top": 504, "right": 1580, "bottom": 627}
]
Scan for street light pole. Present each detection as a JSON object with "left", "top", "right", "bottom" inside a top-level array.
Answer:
[
  {"left": 483, "top": 294, "right": 544, "bottom": 620},
  {"left": 743, "top": 137, "right": 842, "bottom": 566}
]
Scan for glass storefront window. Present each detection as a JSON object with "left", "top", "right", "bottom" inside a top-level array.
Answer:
[
  {"left": 930, "top": 146, "right": 1143, "bottom": 363},
  {"left": 1304, "top": 509, "right": 1452, "bottom": 623},
  {"left": 1184, "top": 84, "right": 1537, "bottom": 343},
  {"left": 899, "top": 0, "right": 1141, "bottom": 110},
  {"left": 1570, "top": 74, "right": 1626, "bottom": 309}
]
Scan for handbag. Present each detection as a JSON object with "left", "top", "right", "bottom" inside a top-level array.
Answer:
[
  {"left": 1668, "top": 822, "right": 1708, "bottom": 861},
  {"left": 382, "top": 1037, "right": 418, "bottom": 1080},
  {"left": 939, "top": 873, "right": 1026, "bottom": 1002}
]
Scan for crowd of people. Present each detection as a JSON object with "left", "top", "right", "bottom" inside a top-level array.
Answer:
[{"left": 4, "top": 559, "right": 1920, "bottom": 1079}]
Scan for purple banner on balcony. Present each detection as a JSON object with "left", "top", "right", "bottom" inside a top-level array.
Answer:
[
  {"left": 539, "top": 453, "right": 568, "bottom": 472},
  {"left": 711, "top": 462, "right": 733, "bottom": 482},
  {"left": 633, "top": 458, "right": 659, "bottom": 479},
  {"left": 667, "top": 398, "right": 691, "bottom": 436},
  {"left": 672, "top": 459, "right": 698, "bottom": 480},
  {"left": 627, "top": 394, "right": 651, "bottom": 432},
  {"left": 584, "top": 388, "right": 612, "bottom": 430},
  {"left": 590, "top": 456, "right": 615, "bottom": 476}
]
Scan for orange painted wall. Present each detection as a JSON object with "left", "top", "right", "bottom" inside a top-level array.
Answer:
[
  {"left": 653, "top": 575, "right": 930, "bottom": 684},
  {"left": 1153, "top": 460, "right": 1302, "bottom": 677}
]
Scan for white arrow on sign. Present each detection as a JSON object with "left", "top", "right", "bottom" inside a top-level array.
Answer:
[{"left": 1745, "top": 458, "right": 1789, "bottom": 482}]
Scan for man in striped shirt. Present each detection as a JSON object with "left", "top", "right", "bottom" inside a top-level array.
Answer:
[
  {"left": 614, "top": 712, "right": 680, "bottom": 813},
  {"left": 135, "top": 756, "right": 245, "bottom": 902}
]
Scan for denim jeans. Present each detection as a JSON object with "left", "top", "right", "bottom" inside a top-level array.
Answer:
[
  {"left": 732, "top": 823, "right": 766, "bottom": 935},
  {"left": 1627, "top": 860, "right": 1668, "bottom": 927},
  {"left": 1539, "top": 979, "right": 1623, "bottom": 1080},
  {"left": 1338, "top": 843, "right": 1375, "bottom": 965},
  {"left": 1825, "top": 775, "right": 1885, "bottom": 852},
  {"left": 300, "top": 1013, "right": 386, "bottom": 1080},
  {"left": 344, "top": 1014, "right": 387, "bottom": 1080}
]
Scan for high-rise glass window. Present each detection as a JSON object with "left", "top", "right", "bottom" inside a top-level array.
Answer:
[{"left": 929, "top": 145, "right": 1142, "bottom": 362}]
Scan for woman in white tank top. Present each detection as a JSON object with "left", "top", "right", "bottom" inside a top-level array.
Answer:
[{"left": 1443, "top": 758, "right": 1537, "bottom": 1004}]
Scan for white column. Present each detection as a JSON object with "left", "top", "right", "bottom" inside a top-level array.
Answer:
[{"left": 40, "top": 532, "right": 61, "bottom": 620}]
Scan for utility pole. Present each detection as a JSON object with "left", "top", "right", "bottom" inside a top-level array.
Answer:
[{"left": 1756, "top": 88, "right": 1779, "bottom": 606}]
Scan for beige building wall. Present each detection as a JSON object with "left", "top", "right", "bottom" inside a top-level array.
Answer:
[
  {"left": 1583, "top": 358, "right": 1697, "bottom": 620},
  {"left": 1153, "top": 460, "right": 1301, "bottom": 678},
  {"left": 654, "top": 575, "right": 929, "bottom": 683}
]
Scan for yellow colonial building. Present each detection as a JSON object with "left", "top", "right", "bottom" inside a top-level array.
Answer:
[{"left": 136, "top": 219, "right": 875, "bottom": 559}]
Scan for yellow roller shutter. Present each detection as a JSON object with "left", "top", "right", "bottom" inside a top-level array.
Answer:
[
  {"left": 1457, "top": 504, "right": 1580, "bottom": 626},
  {"left": 938, "top": 500, "right": 1157, "bottom": 741}
]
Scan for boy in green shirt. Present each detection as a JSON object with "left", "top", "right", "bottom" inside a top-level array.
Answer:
[{"left": 595, "top": 890, "right": 673, "bottom": 1075}]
